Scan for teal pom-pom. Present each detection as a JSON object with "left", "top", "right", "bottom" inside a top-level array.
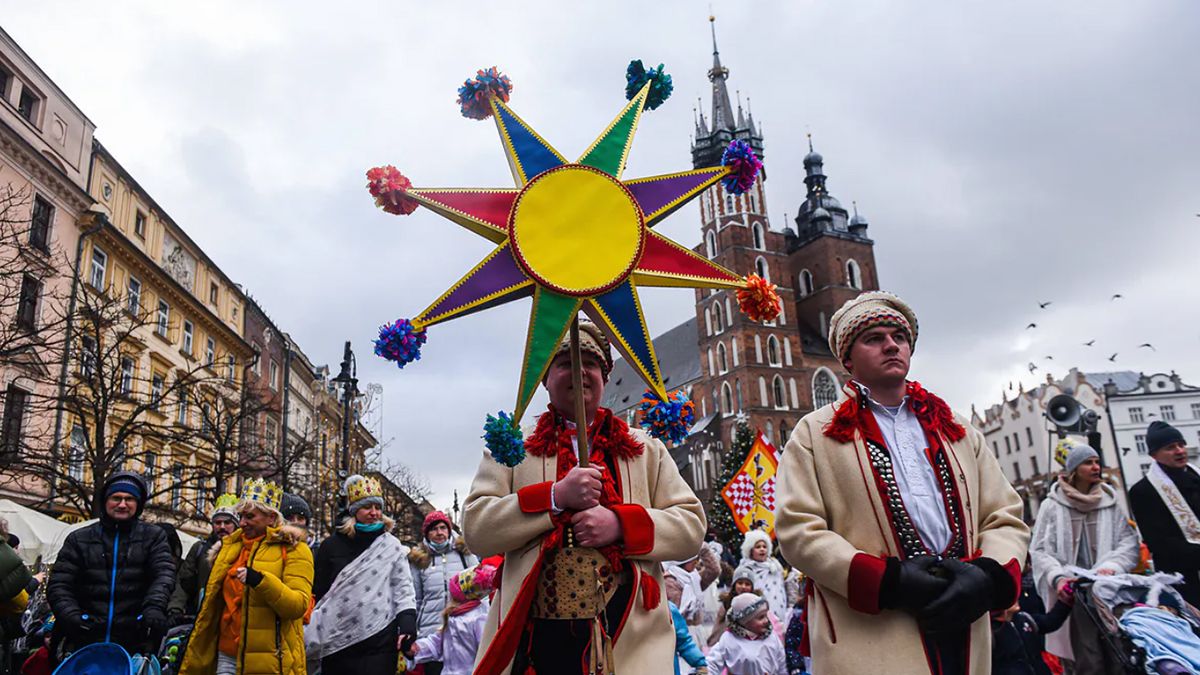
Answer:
[
  {"left": 483, "top": 411, "right": 525, "bottom": 467},
  {"left": 638, "top": 389, "right": 696, "bottom": 444},
  {"left": 625, "top": 60, "right": 673, "bottom": 111}
]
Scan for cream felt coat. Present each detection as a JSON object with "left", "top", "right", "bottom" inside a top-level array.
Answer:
[
  {"left": 463, "top": 427, "right": 706, "bottom": 675},
  {"left": 774, "top": 388, "right": 1029, "bottom": 675}
]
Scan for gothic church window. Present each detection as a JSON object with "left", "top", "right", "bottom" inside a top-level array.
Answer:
[
  {"left": 754, "top": 256, "right": 769, "bottom": 282},
  {"left": 706, "top": 230, "right": 718, "bottom": 259},
  {"left": 725, "top": 194, "right": 734, "bottom": 212},
  {"left": 712, "top": 302, "right": 725, "bottom": 333},
  {"left": 846, "top": 259, "right": 862, "bottom": 290},
  {"left": 813, "top": 369, "right": 839, "bottom": 408},
  {"left": 799, "top": 269, "right": 814, "bottom": 297},
  {"left": 758, "top": 377, "right": 768, "bottom": 406},
  {"left": 752, "top": 222, "right": 765, "bottom": 250},
  {"left": 721, "top": 382, "right": 733, "bottom": 416},
  {"left": 767, "top": 335, "right": 781, "bottom": 366},
  {"left": 773, "top": 376, "right": 787, "bottom": 409},
  {"left": 717, "top": 343, "right": 728, "bottom": 373}
]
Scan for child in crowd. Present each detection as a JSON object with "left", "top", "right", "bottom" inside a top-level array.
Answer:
[
  {"left": 709, "top": 566, "right": 758, "bottom": 647},
  {"left": 670, "top": 600, "right": 708, "bottom": 675},
  {"left": 707, "top": 594, "right": 786, "bottom": 675},
  {"left": 409, "top": 561, "right": 496, "bottom": 675}
]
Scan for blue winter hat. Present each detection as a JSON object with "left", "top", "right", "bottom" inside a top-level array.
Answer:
[{"left": 104, "top": 477, "right": 144, "bottom": 502}]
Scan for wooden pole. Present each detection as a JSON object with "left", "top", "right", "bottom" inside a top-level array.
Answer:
[{"left": 569, "top": 317, "right": 590, "bottom": 468}]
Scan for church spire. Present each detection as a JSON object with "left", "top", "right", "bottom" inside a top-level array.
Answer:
[{"left": 707, "top": 14, "right": 736, "bottom": 132}]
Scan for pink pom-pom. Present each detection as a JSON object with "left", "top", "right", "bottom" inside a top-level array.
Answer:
[{"left": 366, "top": 165, "right": 419, "bottom": 215}]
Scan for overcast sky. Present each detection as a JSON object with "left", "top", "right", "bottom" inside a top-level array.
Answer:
[{"left": 6, "top": 1, "right": 1199, "bottom": 512}]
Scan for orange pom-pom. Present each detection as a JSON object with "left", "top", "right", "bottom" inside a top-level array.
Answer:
[{"left": 737, "top": 274, "right": 781, "bottom": 322}]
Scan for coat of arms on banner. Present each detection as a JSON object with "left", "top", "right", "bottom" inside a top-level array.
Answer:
[{"left": 720, "top": 431, "right": 779, "bottom": 536}]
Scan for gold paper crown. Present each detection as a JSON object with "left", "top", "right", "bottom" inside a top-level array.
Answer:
[
  {"left": 241, "top": 477, "right": 283, "bottom": 511},
  {"left": 213, "top": 493, "right": 239, "bottom": 510},
  {"left": 347, "top": 475, "right": 383, "bottom": 506}
]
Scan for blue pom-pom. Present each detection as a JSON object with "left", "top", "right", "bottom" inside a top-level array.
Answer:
[
  {"left": 720, "top": 139, "right": 762, "bottom": 195},
  {"left": 625, "top": 60, "right": 673, "bottom": 111},
  {"left": 483, "top": 411, "right": 525, "bottom": 467},
  {"left": 457, "top": 67, "right": 513, "bottom": 120},
  {"left": 374, "top": 319, "right": 427, "bottom": 369},
  {"left": 638, "top": 389, "right": 696, "bottom": 444}
]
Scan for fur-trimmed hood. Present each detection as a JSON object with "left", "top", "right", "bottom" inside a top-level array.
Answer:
[
  {"left": 407, "top": 536, "right": 470, "bottom": 569},
  {"left": 740, "top": 528, "right": 773, "bottom": 562},
  {"left": 207, "top": 523, "right": 307, "bottom": 562}
]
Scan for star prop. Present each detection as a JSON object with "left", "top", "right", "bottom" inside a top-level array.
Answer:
[{"left": 374, "top": 74, "right": 759, "bottom": 423}]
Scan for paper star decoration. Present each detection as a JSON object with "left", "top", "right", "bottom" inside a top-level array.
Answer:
[{"left": 376, "top": 79, "right": 756, "bottom": 424}]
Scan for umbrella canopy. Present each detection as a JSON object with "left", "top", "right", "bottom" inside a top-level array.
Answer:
[
  {"left": 0, "top": 499, "right": 70, "bottom": 567},
  {"left": 45, "top": 519, "right": 202, "bottom": 566}
]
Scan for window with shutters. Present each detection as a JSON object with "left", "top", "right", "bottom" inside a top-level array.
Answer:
[
  {"left": 30, "top": 195, "right": 52, "bottom": 252},
  {"left": 1, "top": 385, "right": 30, "bottom": 457},
  {"left": 16, "top": 275, "right": 40, "bottom": 332}
]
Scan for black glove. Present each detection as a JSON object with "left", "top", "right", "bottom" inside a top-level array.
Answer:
[
  {"left": 244, "top": 568, "right": 264, "bottom": 588},
  {"left": 879, "top": 555, "right": 948, "bottom": 614},
  {"left": 76, "top": 613, "right": 107, "bottom": 636},
  {"left": 398, "top": 608, "right": 418, "bottom": 655},
  {"left": 142, "top": 608, "right": 169, "bottom": 639},
  {"left": 919, "top": 558, "right": 993, "bottom": 633}
]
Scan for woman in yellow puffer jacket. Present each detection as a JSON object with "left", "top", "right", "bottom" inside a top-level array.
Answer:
[{"left": 179, "top": 481, "right": 313, "bottom": 675}]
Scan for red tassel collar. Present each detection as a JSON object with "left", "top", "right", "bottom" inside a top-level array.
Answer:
[
  {"left": 824, "top": 381, "right": 966, "bottom": 444},
  {"left": 525, "top": 405, "right": 643, "bottom": 460}
]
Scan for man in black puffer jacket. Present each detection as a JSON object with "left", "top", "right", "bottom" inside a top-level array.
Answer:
[{"left": 48, "top": 471, "right": 176, "bottom": 658}]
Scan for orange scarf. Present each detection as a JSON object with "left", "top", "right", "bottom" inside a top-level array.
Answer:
[{"left": 219, "top": 534, "right": 263, "bottom": 656}]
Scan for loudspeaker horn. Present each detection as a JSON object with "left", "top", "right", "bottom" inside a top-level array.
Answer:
[{"left": 1046, "top": 394, "right": 1082, "bottom": 429}]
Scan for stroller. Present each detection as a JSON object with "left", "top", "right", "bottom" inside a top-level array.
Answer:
[
  {"left": 156, "top": 624, "right": 192, "bottom": 675},
  {"left": 1075, "top": 574, "right": 1200, "bottom": 674}
]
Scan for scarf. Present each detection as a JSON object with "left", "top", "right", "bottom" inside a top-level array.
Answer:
[
  {"left": 356, "top": 522, "right": 384, "bottom": 533},
  {"left": 305, "top": 533, "right": 411, "bottom": 659},
  {"left": 450, "top": 599, "right": 482, "bottom": 617},
  {"left": 1148, "top": 462, "right": 1200, "bottom": 545},
  {"left": 525, "top": 405, "right": 642, "bottom": 572},
  {"left": 1057, "top": 475, "right": 1105, "bottom": 512}
]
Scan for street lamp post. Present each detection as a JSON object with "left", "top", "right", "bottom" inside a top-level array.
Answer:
[
  {"left": 331, "top": 340, "right": 359, "bottom": 490},
  {"left": 1102, "top": 379, "right": 1131, "bottom": 500}
]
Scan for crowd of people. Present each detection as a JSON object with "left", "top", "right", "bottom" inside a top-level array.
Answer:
[{"left": 0, "top": 291, "right": 1198, "bottom": 674}]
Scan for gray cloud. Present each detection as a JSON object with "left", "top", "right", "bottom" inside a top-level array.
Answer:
[{"left": 6, "top": 0, "right": 1198, "bottom": 510}]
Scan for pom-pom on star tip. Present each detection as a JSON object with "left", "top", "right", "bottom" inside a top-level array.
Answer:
[
  {"left": 720, "top": 140, "right": 762, "bottom": 195},
  {"left": 625, "top": 60, "right": 673, "bottom": 111},
  {"left": 638, "top": 389, "right": 696, "bottom": 444},
  {"left": 374, "top": 318, "right": 427, "bottom": 369},
  {"left": 366, "top": 165, "right": 419, "bottom": 215},
  {"left": 737, "top": 274, "right": 782, "bottom": 323},
  {"left": 483, "top": 411, "right": 525, "bottom": 467},
  {"left": 457, "top": 67, "right": 513, "bottom": 120}
]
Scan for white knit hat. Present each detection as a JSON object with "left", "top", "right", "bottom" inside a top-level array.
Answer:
[
  {"left": 741, "top": 529, "right": 773, "bottom": 562},
  {"left": 728, "top": 593, "right": 769, "bottom": 626},
  {"left": 1064, "top": 442, "right": 1099, "bottom": 476},
  {"left": 827, "top": 291, "right": 919, "bottom": 363}
]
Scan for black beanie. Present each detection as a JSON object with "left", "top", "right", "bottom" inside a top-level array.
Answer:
[{"left": 1147, "top": 420, "right": 1186, "bottom": 454}]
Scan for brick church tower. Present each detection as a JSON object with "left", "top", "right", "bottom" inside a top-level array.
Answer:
[{"left": 687, "top": 17, "right": 881, "bottom": 470}]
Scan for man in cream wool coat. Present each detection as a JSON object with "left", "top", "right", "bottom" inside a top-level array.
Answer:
[{"left": 775, "top": 292, "right": 1030, "bottom": 675}]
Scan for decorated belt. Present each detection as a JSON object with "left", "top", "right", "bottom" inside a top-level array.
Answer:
[{"left": 532, "top": 544, "right": 625, "bottom": 620}]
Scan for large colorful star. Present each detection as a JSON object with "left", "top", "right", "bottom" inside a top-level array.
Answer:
[{"left": 394, "top": 82, "right": 747, "bottom": 422}]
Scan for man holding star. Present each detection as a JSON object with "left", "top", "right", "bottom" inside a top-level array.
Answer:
[{"left": 463, "top": 320, "right": 706, "bottom": 675}]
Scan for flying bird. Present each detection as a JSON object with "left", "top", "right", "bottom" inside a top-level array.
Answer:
[
  {"left": 1026, "top": 323, "right": 1038, "bottom": 330},
  {"left": 1111, "top": 294, "right": 1123, "bottom": 301},
  {"left": 1044, "top": 356, "right": 1054, "bottom": 361},
  {"left": 1083, "top": 339, "right": 1096, "bottom": 346},
  {"left": 1038, "top": 301, "right": 1053, "bottom": 309},
  {"left": 1138, "top": 343, "right": 1157, "bottom": 352},
  {"left": 1028, "top": 362, "right": 1038, "bottom": 373},
  {"left": 1108, "top": 353, "right": 1119, "bottom": 362}
]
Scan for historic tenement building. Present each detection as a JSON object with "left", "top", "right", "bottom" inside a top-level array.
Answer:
[{"left": 603, "top": 22, "right": 881, "bottom": 503}]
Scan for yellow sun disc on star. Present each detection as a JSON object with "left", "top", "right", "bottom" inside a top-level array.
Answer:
[{"left": 509, "top": 164, "right": 645, "bottom": 297}]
